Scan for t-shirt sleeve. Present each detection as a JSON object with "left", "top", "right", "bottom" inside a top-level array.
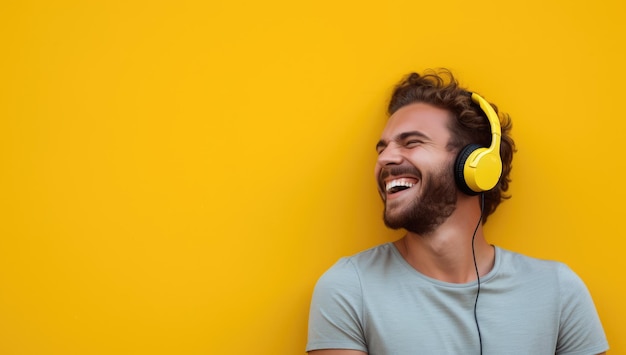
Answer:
[
  {"left": 306, "top": 258, "right": 368, "bottom": 353},
  {"left": 556, "top": 263, "right": 608, "bottom": 355}
]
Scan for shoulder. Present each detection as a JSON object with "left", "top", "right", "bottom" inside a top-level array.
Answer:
[
  {"left": 495, "top": 247, "right": 599, "bottom": 302},
  {"left": 315, "top": 243, "right": 397, "bottom": 290},
  {"left": 491, "top": 247, "right": 595, "bottom": 302},
  {"left": 494, "top": 248, "right": 608, "bottom": 353},
  {"left": 307, "top": 245, "right": 396, "bottom": 352},
  {"left": 497, "top": 247, "right": 561, "bottom": 269},
  {"left": 496, "top": 247, "right": 575, "bottom": 281}
]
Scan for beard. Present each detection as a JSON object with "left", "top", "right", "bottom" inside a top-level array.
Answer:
[{"left": 381, "top": 160, "right": 458, "bottom": 235}]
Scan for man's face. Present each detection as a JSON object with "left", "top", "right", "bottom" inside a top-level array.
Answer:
[{"left": 374, "top": 103, "right": 459, "bottom": 235}]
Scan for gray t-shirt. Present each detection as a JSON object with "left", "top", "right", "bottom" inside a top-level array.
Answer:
[{"left": 307, "top": 243, "right": 608, "bottom": 354}]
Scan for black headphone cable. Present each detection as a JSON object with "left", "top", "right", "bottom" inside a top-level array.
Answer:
[{"left": 472, "top": 193, "right": 485, "bottom": 355}]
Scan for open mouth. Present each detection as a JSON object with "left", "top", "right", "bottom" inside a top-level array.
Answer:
[{"left": 386, "top": 178, "right": 417, "bottom": 194}]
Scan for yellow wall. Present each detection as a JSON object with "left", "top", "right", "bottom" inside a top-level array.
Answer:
[{"left": 1, "top": 0, "right": 624, "bottom": 353}]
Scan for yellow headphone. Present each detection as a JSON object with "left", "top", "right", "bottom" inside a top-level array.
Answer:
[{"left": 454, "top": 92, "right": 503, "bottom": 195}]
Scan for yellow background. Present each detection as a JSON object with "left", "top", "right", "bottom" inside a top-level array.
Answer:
[{"left": 1, "top": 0, "right": 624, "bottom": 354}]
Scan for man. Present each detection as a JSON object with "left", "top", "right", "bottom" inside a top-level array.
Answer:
[{"left": 306, "top": 69, "right": 608, "bottom": 354}]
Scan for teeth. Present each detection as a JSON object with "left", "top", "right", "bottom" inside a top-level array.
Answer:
[{"left": 386, "top": 178, "right": 415, "bottom": 192}]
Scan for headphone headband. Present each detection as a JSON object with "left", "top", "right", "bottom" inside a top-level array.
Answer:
[
  {"left": 470, "top": 92, "right": 501, "bottom": 162},
  {"left": 453, "top": 92, "right": 503, "bottom": 195}
]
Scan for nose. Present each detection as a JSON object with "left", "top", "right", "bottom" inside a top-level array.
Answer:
[{"left": 377, "top": 143, "right": 403, "bottom": 166}]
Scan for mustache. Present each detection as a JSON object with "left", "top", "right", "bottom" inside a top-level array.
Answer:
[{"left": 379, "top": 165, "right": 421, "bottom": 182}]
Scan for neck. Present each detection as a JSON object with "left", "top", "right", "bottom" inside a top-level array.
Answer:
[{"left": 393, "top": 195, "right": 495, "bottom": 283}]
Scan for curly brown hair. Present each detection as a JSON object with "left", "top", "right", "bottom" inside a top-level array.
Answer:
[{"left": 387, "top": 69, "right": 516, "bottom": 223}]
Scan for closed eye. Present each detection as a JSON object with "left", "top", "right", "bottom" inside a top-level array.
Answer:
[
  {"left": 398, "top": 131, "right": 430, "bottom": 148},
  {"left": 376, "top": 131, "right": 429, "bottom": 154},
  {"left": 375, "top": 140, "right": 387, "bottom": 155},
  {"left": 405, "top": 139, "right": 423, "bottom": 147}
]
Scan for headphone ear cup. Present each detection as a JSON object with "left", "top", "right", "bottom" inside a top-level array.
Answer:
[{"left": 454, "top": 144, "right": 482, "bottom": 196}]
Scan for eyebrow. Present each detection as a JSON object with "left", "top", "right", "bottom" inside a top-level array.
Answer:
[{"left": 376, "top": 131, "right": 430, "bottom": 152}]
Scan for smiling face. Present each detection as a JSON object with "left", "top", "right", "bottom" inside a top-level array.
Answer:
[{"left": 375, "top": 103, "right": 459, "bottom": 235}]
